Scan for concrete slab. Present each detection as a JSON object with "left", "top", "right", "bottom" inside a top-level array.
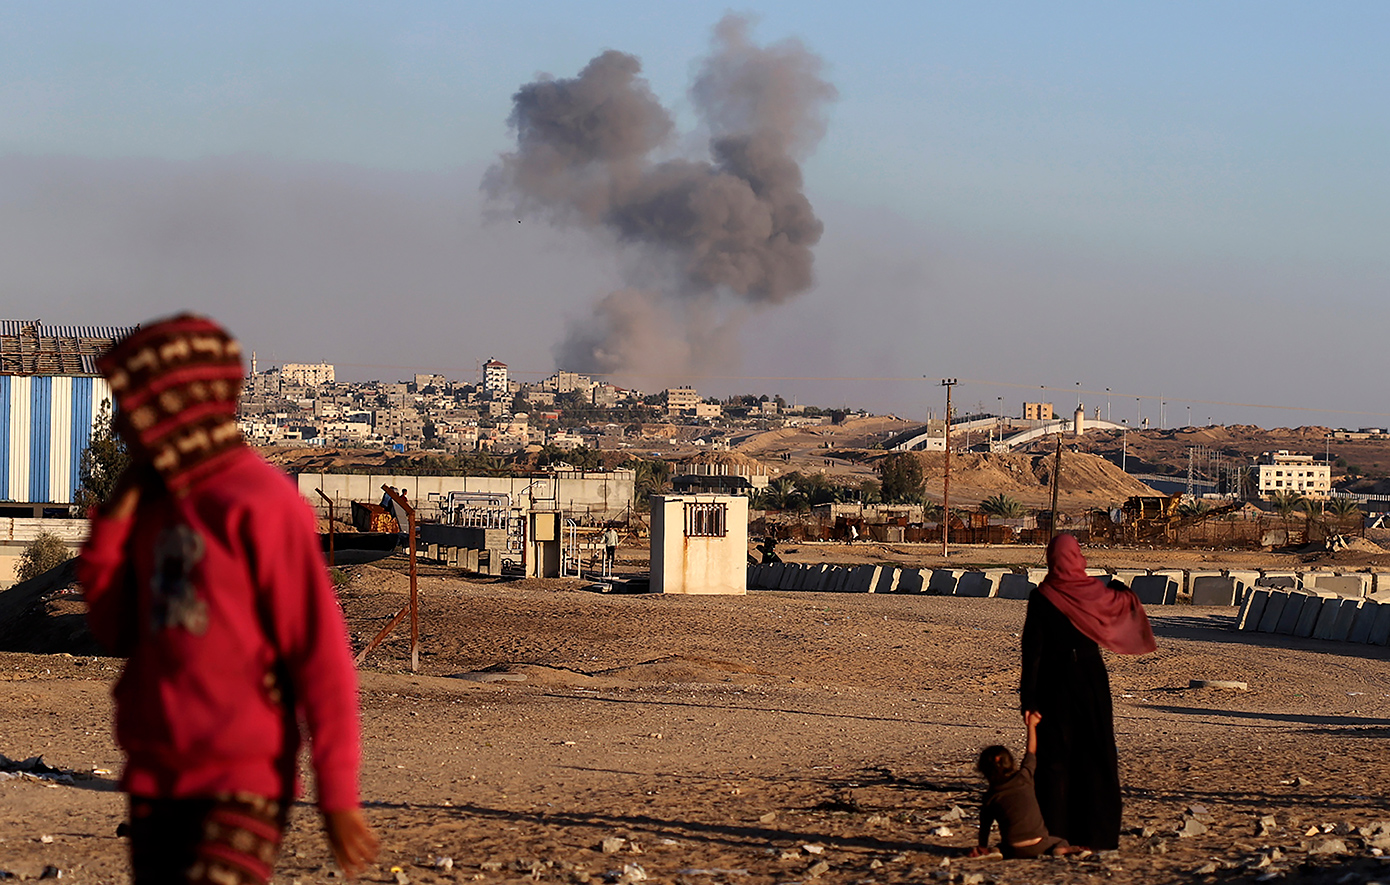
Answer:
[
  {"left": 984, "top": 568, "right": 1011, "bottom": 594},
  {"left": 845, "top": 565, "right": 880, "bottom": 593},
  {"left": 1293, "top": 593, "right": 1332, "bottom": 637},
  {"left": 1026, "top": 568, "right": 1049, "bottom": 587},
  {"left": 1257, "top": 572, "right": 1301, "bottom": 590},
  {"left": 1237, "top": 587, "right": 1270, "bottom": 631},
  {"left": 1315, "top": 574, "right": 1367, "bottom": 598},
  {"left": 1274, "top": 592, "right": 1308, "bottom": 635},
  {"left": 1132, "top": 574, "right": 1177, "bottom": 606},
  {"left": 928, "top": 569, "right": 962, "bottom": 596},
  {"left": 1191, "top": 575, "right": 1239, "bottom": 606},
  {"left": 1331, "top": 599, "right": 1363, "bottom": 641},
  {"left": 1227, "top": 570, "right": 1260, "bottom": 597},
  {"left": 1348, "top": 600, "right": 1380, "bottom": 644},
  {"left": 896, "top": 568, "right": 924, "bottom": 594},
  {"left": 824, "top": 567, "right": 847, "bottom": 593},
  {"left": 1370, "top": 602, "right": 1390, "bottom": 646},
  {"left": 1312, "top": 597, "right": 1345, "bottom": 640},
  {"left": 955, "top": 572, "right": 995, "bottom": 598},
  {"left": 773, "top": 564, "right": 794, "bottom": 590},
  {"left": 872, "top": 567, "right": 899, "bottom": 594},
  {"left": 997, "top": 573, "right": 1035, "bottom": 600},
  {"left": 1151, "top": 569, "right": 1186, "bottom": 594},
  {"left": 1112, "top": 569, "right": 1146, "bottom": 589},
  {"left": 1257, "top": 590, "right": 1292, "bottom": 633}
]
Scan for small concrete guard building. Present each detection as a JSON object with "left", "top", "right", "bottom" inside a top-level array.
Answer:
[{"left": 649, "top": 494, "right": 748, "bottom": 595}]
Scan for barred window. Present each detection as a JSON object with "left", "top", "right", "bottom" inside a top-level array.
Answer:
[{"left": 684, "top": 502, "right": 727, "bottom": 537}]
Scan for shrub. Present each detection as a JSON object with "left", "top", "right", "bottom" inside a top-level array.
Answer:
[{"left": 17, "top": 532, "right": 72, "bottom": 583}]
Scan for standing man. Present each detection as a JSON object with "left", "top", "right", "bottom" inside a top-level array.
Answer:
[
  {"left": 78, "top": 315, "right": 378, "bottom": 884},
  {"left": 603, "top": 526, "right": 620, "bottom": 574}
]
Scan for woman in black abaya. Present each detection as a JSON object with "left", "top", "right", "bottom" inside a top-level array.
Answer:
[{"left": 1021, "top": 534, "right": 1156, "bottom": 850}]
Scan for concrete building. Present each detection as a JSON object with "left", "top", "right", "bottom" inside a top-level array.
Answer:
[
  {"left": 1257, "top": 450, "right": 1332, "bottom": 498},
  {"left": 483, "top": 359, "right": 509, "bottom": 395},
  {"left": 281, "top": 362, "right": 335, "bottom": 386},
  {"left": 543, "top": 370, "right": 593, "bottom": 395},
  {"left": 0, "top": 320, "right": 135, "bottom": 512},
  {"left": 649, "top": 494, "right": 748, "bottom": 595},
  {"left": 665, "top": 386, "right": 700, "bottom": 415},
  {"left": 1023, "top": 402, "right": 1054, "bottom": 420}
]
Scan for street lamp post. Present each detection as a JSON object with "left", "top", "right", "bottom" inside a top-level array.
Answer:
[
  {"left": 1106, "top": 388, "right": 1111, "bottom": 423},
  {"left": 941, "top": 378, "right": 957, "bottom": 558}
]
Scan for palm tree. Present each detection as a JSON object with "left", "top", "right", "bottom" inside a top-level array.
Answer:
[
  {"left": 980, "top": 493, "right": 1026, "bottom": 518},
  {"left": 1326, "top": 496, "right": 1363, "bottom": 531},
  {"left": 1178, "top": 500, "right": 1212, "bottom": 519},
  {"left": 1270, "top": 490, "right": 1305, "bottom": 540},
  {"left": 759, "top": 477, "right": 799, "bottom": 511}
]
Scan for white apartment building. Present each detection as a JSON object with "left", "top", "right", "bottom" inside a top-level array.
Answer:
[
  {"left": 281, "top": 362, "right": 335, "bottom": 386},
  {"left": 483, "top": 359, "right": 508, "bottom": 394},
  {"left": 1256, "top": 450, "right": 1332, "bottom": 498}
]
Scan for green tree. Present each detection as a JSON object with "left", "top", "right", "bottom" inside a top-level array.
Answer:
[
  {"left": 74, "top": 400, "right": 129, "bottom": 512},
  {"left": 859, "top": 479, "right": 882, "bottom": 505},
  {"left": 980, "top": 493, "right": 1026, "bottom": 518},
  {"left": 17, "top": 532, "right": 71, "bottom": 583},
  {"left": 877, "top": 453, "right": 924, "bottom": 504}
]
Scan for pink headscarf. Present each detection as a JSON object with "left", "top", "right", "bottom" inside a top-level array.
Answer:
[{"left": 1038, "top": 534, "right": 1156, "bottom": 655}]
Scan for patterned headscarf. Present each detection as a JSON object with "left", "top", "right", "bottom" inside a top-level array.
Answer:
[{"left": 98, "top": 314, "right": 245, "bottom": 493}]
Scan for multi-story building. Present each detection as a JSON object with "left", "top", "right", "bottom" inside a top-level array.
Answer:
[
  {"left": 665, "top": 386, "right": 700, "bottom": 415},
  {"left": 542, "top": 370, "right": 593, "bottom": 395},
  {"left": 1022, "top": 402, "right": 1054, "bottom": 421},
  {"left": 281, "top": 362, "right": 335, "bottom": 386},
  {"left": 1256, "top": 451, "right": 1332, "bottom": 498},
  {"left": 483, "top": 359, "right": 509, "bottom": 395}
]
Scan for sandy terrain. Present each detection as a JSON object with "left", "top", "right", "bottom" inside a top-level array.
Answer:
[{"left": 4, "top": 547, "right": 1390, "bottom": 885}]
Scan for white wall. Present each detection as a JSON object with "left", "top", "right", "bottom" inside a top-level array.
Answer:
[{"left": 650, "top": 495, "right": 748, "bottom": 595}]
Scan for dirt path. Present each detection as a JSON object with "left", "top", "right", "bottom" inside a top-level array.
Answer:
[{"left": 3, "top": 568, "right": 1390, "bottom": 885}]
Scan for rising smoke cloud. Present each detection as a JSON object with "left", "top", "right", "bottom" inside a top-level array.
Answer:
[{"left": 485, "top": 15, "right": 835, "bottom": 380}]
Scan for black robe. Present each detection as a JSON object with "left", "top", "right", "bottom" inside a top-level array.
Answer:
[{"left": 1020, "top": 590, "right": 1122, "bottom": 850}]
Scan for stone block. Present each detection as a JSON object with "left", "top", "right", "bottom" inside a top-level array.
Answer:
[
  {"left": 1293, "top": 593, "right": 1333, "bottom": 637},
  {"left": 1274, "top": 592, "right": 1308, "bottom": 634},
  {"left": 928, "top": 569, "right": 962, "bottom": 596},
  {"left": 1331, "top": 599, "right": 1363, "bottom": 641},
  {"left": 1369, "top": 602, "right": 1390, "bottom": 646},
  {"left": 1132, "top": 574, "right": 1177, "bottom": 606},
  {"left": 955, "top": 572, "right": 995, "bottom": 598},
  {"left": 997, "top": 573, "right": 1035, "bottom": 600},
  {"left": 1191, "top": 575, "right": 1238, "bottom": 606},
  {"left": 1317, "top": 574, "right": 1368, "bottom": 597},
  {"left": 1236, "top": 588, "right": 1269, "bottom": 631},
  {"left": 872, "top": 567, "right": 899, "bottom": 594},
  {"left": 1255, "top": 590, "right": 1288, "bottom": 633},
  {"left": 1312, "top": 597, "right": 1345, "bottom": 640},
  {"left": 1348, "top": 599, "right": 1381, "bottom": 644},
  {"left": 1257, "top": 572, "right": 1300, "bottom": 590},
  {"left": 896, "top": 568, "right": 924, "bottom": 594}
]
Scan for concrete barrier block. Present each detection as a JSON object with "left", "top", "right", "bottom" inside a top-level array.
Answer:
[
  {"left": 1151, "top": 569, "right": 1186, "bottom": 595},
  {"left": 1315, "top": 574, "right": 1366, "bottom": 598},
  {"left": 797, "top": 565, "right": 819, "bottom": 590},
  {"left": 1370, "top": 572, "right": 1390, "bottom": 597},
  {"left": 844, "top": 565, "right": 879, "bottom": 593},
  {"left": 1331, "top": 598, "right": 1363, "bottom": 641},
  {"left": 1274, "top": 592, "right": 1308, "bottom": 634},
  {"left": 1256, "top": 590, "right": 1291, "bottom": 632},
  {"left": 1026, "top": 568, "right": 1049, "bottom": 587},
  {"left": 997, "top": 573, "right": 1035, "bottom": 600},
  {"left": 1312, "top": 597, "right": 1344, "bottom": 640},
  {"left": 955, "top": 572, "right": 995, "bottom": 598},
  {"left": 1191, "top": 575, "right": 1239, "bottom": 606},
  {"left": 1237, "top": 587, "right": 1269, "bottom": 630},
  {"left": 772, "top": 564, "right": 793, "bottom": 590},
  {"left": 928, "top": 569, "right": 962, "bottom": 595},
  {"left": 1348, "top": 599, "right": 1381, "bottom": 644},
  {"left": 1132, "top": 574, "right": 1177, "bottom": 606},
  {"left": 1257, "top": 572, "right": 1300, "bottom": 590},
  {"left": 1227, "top": 570, "right": 1260, "bottom": 597},
  {"left": 1112, "top": 569, "right": 1146, "bottom": 589},
  {"left": 984, "top": 568, "right": 1011, "bottom": 594},
  {"left": 1085, "top": 567, "right": 1111, "bottom": 579},
  {"left": 896, "top": 568, "right": 924, "bottom": 594},
  {"left": 1294, "top": 592, "right": 1333, "bottom": 637},
  {"left": 872, "top": 567, "right": 899, "bottom": 594},
  {"left": 1370, "top": 602, "right": 1390, "bottom": 646}
]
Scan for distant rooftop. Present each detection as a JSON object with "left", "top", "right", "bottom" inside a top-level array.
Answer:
[{"left": 0, "top": 320, "right": 138, "bottom": 376}]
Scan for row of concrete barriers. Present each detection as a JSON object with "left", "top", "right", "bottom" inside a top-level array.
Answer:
[
  {"left": 1236, "top": 586, "right": 1390, "bottom": 645},
  {"left": 747, "top": 562, "right": 1390, "bottom": 607}
]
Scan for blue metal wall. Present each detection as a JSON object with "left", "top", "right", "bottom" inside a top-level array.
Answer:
[{"left": 1, "top": 375, "right": 112, "bottom": 505}]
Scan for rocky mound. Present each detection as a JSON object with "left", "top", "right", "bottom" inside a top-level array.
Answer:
[
  {"left": 0, "top": 560, "right": 102, "bottom": 656},
  {"left": 904, "top": 450, "right": 1158, "bottom": 507}
]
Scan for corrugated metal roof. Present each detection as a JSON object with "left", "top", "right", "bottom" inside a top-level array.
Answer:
[{"left": 0, "top": 319, "right": 138, "bottom": 376}]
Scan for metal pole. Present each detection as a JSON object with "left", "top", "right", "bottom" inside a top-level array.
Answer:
[
  {"left": 941, "top": 378, "right": 957, "bottom": 557},
  {"left": 314, "top": 488, "right": 335, "bottom": 568},
  {"left": 380, "top": 484, "right": 419, "bottom": 672}
]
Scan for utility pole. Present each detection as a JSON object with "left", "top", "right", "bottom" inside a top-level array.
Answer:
[
  {"left": 941, "top": 378, "right": 957, "bottom": 558},
  {"left": 1049, "top": 433, "right": 1063, "bottom": 543}
]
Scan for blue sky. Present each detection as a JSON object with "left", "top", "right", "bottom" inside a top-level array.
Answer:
[{"left": 2, "top": 2, "right": 1387, "bottom": 426}]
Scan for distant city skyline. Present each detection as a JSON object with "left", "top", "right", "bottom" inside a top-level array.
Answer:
[{"left": 2, "top": 3, "right": 1386, "bottom": 427}]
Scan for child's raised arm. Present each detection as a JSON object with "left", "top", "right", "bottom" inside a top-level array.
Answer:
[{"left": 1023, "top": 710, "right": 1041, "bottom": 756}]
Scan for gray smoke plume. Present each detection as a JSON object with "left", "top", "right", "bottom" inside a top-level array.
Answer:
[{"left": 485, "top": 14, "right": 835, "bottom": 379}]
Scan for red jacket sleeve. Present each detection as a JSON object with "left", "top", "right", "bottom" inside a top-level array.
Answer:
[
  {"left": 244, "top": 491, "right": 362, "bottom": 812},
  {"left": 77, "top": 510, "right": 137, "bottom": 656}
]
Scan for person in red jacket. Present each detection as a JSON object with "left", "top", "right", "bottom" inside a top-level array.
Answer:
[{"left": 78, "top": 315, "right": 378, "bottom": 885}]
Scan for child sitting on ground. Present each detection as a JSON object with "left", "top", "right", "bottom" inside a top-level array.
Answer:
[{"left": 969, "top": 711, "right": 1083, "bottom": 859}]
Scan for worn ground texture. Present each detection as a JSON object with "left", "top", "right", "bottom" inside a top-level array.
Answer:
[{"left": 3, "top": 552, "right": 1390, "bottom": 885}]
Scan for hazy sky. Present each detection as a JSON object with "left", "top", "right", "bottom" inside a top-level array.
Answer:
[{"left": 2, "top": 2, "right": 1386, "bottom": 428}]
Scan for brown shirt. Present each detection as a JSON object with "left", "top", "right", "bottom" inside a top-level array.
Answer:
[{"left": 979, "top": 753, "right": 1049, "bottom": 846}]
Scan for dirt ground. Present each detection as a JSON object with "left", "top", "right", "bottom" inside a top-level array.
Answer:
[{"left": 4, "top": 549, "right": 1390, "bottom": 885}]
